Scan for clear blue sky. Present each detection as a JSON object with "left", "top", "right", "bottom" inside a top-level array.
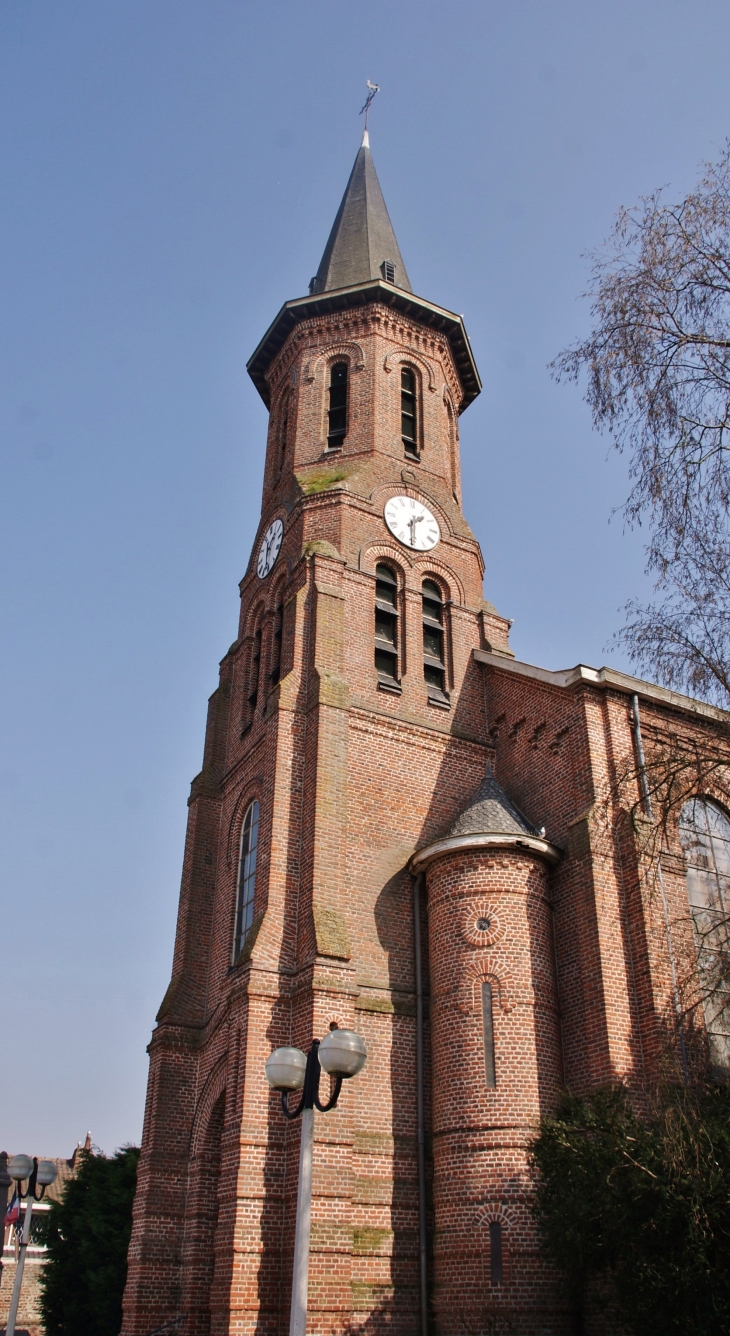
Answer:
[{"left": 2, "top": 0, "right": 729, "bottom": 1156}]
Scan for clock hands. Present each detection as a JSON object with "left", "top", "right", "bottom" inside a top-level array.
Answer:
[{"left": 408, "top": 512, "right": 426, "bottom": 547}]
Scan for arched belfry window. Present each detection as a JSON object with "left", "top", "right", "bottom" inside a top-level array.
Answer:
[
  {"left": 679, "top": 797, "right": 730, "bottom": 1068},
  {"left": 249, "top": 617, "right": 263, "bottom": 711},
  {"left": 233, "top": 799, "right": 260, "bottom": 960},
  {"left": 374, "top": 563, "right": 399, "bottom": 686},
  {"left": 422, "top": 579, "right": 448, "bottom": 703},
  {"left": 327, "top": 362, "right": 348, "bottom": 448},
  {"left": 401, "top": 367, "right": 418, "bottom": 458},
  {"left": 277, "top": 391, "right": 290, "bottom": 476},
  {"left": 270, "top": 594, "right": 284, "bottom": 685}
]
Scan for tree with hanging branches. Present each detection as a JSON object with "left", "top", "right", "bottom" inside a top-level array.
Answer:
[{"left": 553, "top": 144, "right": 730, "bottom": 708}]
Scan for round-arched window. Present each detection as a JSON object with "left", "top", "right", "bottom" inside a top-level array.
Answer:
[
  {"left": 679, "top": 797, "right": 730, "bottom": 1068},
  {"left": 233, "top": 800, "right": 260, "bottom": 961}
]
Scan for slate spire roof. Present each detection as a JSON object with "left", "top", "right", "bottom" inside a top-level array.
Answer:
[
  {"left": 447, "top": 765, "right": 544, "bottom": 840},
  {"left": 310, "top": 129, "right": 412, "bottom": 295}
]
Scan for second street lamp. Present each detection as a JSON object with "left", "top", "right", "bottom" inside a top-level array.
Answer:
[
  {"left": 5, "top": 1154, "right": 58, "bottom": 1336},
  {"left": 265, "top": 1029, "right": 367, "bottom": 1336}
]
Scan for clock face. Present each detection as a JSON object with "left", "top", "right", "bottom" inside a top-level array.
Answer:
[
  {"left": 257, "top": 518, "right": 284, "bottom": 578},
  {"left": 384, "top": 495, "right": 440, "bottom": 551}
]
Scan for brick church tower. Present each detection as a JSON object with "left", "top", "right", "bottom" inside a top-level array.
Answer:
[{"left": 121, "top": 129, "right": 730, "bottom": 1336}]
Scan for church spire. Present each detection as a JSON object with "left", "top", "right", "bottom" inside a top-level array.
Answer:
[{"left": 310, "top": 134, "right": 412, "bottom": 295}]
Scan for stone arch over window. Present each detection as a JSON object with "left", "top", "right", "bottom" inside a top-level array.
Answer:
[
  {"left": 302, "top": 341, "right": 365, "bottom": 385},
  {"left": 459, "top": 958, "right": 513, "bottom": 1014},
  {"left": 679, "top": 796, "right": 730, "bottom": 1070},
  {"left": 412, "top": 553, "right": 465, "bottom": 607},
  {"left": 383, "top": 347, "right": 437, "bottom": 393},
  {"left": 475, "top": 1204, "right": 517, "bottom": 1288},
  {"left": 225, "top": 780, "right": 264, "bottom": 866},
  {"left": 359, "top": 543, "right": 414, "bottom": 576}
]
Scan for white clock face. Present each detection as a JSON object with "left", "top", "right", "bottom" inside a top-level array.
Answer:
[
  {"left": 257, "top": 518, "right": 284, "bottom": 578},
  {"left": 384, "top": 496, "right": 440, "bottom": 551}
]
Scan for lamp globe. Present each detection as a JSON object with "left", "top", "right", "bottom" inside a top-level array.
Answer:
[
  {"left": 265, "top": 1046, "right": 307, "bottom": 1091},
  {"left": 36, "top": 1161, "right": 58, "bottom": 1187},
  {"left": 8, "top": 1155, "right": 33, "bottom": 1182},
  {"left": 318, "top": 1029, "right": 367, "bottom": 1078}
]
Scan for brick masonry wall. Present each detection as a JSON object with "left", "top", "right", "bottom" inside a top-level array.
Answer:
[
  {"left": 425, "top": 848, "right": 567, "bottom": 1335},
  {"left": 122, "top": 291, "right": 730, "bottom": 1336}
]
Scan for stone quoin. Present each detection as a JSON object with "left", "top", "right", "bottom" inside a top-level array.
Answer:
[{"left": 120, "top": 129, "right": 730, "bottom": 1336}]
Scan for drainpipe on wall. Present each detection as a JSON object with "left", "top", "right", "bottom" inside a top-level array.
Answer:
[{"left": 413, "top": 872, "right": 428, "bottom": 1336}]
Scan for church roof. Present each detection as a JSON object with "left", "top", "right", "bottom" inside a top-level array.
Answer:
[
  {"left": 311, "top": 131, "right": 412, "bottom": 294},
  {"left": 447, "top": 765, "right": 543, "bottom": 840}
]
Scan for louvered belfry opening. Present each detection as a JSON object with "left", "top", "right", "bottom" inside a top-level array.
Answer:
[
  {"left": 327, "top": 362, "right": 348, "bottom": 448},
  {"left": 374, "top": 563, "right": 399, "bottom": 683}
]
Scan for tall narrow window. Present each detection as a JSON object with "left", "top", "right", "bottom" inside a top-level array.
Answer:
[
  {"left": 374, "top": 564, "right": 399, "bottom": 685},
  {"left": 482, "top": 981, "right": 497, "bottom": 1087},
  {"left": 278, "top": 392, "right": 289, "bottom": 476},
  {"left": 489, "top": 1221, "right": 503, "bottom": 1285},
  {"left": 422, "top": 579, "right": 447, "bottom": 702},
  {"left": 327, "top": 362, "right": 348, "bottom": 448},
  {"left": 680, "top": 798, "right": 730, "bottom": 1069},
  {"left": 401, "top": 368, "right": 418, "bottom": 457},
  {"left": 249, "top": 622, "right": 262, "bottom": 711},
  {"left": 270, "top": 599, "right": 284, "bottom": 685},
  {"left": 234, "top": 799, "right": 260, "bottom": 959}
]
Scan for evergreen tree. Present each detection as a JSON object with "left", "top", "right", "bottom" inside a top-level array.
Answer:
[{"left": 39, "top": 1145, "right": 140, "bottom": 1336}]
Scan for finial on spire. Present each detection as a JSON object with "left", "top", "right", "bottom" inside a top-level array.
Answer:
[{"left": 360, "top": 80, "right": 380, "bottom": 132}]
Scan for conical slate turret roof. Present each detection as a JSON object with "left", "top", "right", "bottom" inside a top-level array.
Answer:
[
  {"left": 311, "top": 130, "right": 412, "bottom": 294},
  {"left": 447, "top": 765, "right": 543, "bottom": 839}
]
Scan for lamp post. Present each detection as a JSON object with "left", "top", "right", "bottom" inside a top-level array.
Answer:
[
  {"left": 4, "top": 1154, "right": 58, "bottom": 1336},
  {"left": 265, "top": 1029, "right": 367, "bottom": 1336}
]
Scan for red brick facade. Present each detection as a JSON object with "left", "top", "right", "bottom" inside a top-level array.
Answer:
[{"left": 121, "top": 149, "right": 730, "bottom": 1336}]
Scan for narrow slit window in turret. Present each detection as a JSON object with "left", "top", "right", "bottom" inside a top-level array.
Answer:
[
  {"left": 482, "top": 981, "right": 497, "bottom": 1087},
  {"left": 489, "top": 1221, "right": 503, "bottom": 1284},
  {"left": 401, "top": 367, "right": 418, "bottom": 457},
  {"left": 422, "top": 579, "right": 448, "bottom": 700},
  {"left": 327, "top": 362, "right": 348, "bottom": 447},
  {"left": 374, "top": 564, "right": 399, "bottom": 682}
]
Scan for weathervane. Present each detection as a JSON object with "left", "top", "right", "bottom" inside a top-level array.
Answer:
[{"left": 360, "top": 81, "right": 380, "bottom": 130}]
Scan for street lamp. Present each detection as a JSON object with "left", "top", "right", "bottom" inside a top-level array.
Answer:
[
  {"left": 265, "top": 1029, "right": 367, "bottom": 1336},
  {"left": 5, "top": 1154, "right": 58, "bottom": 1336}
]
